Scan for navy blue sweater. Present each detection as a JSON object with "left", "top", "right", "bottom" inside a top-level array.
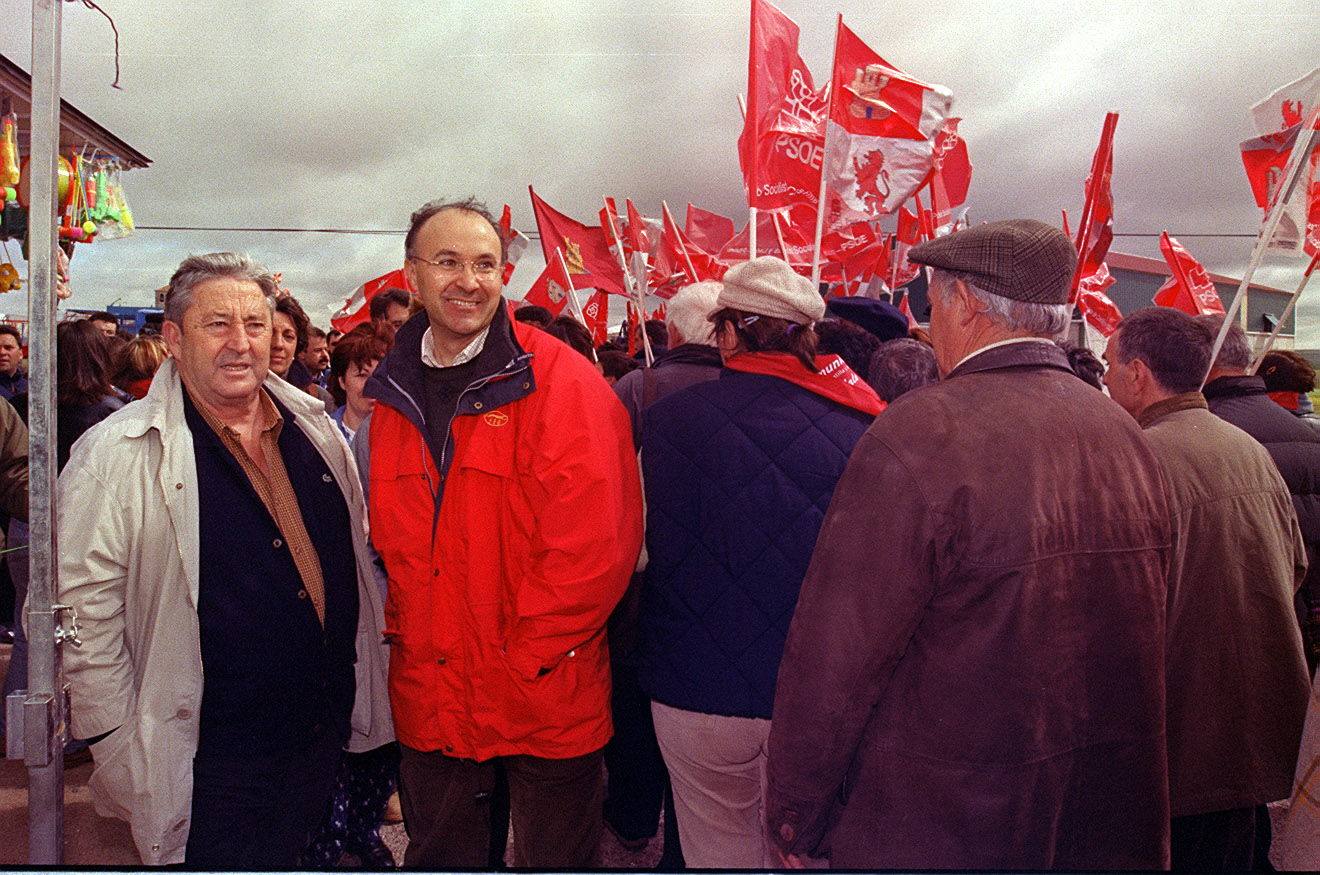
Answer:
[
  {"left": 638, "top": 369, "right": 872, "bottom": 719},
  {"left": 183, "top": 389, "right": 359, "bottom": 758}
]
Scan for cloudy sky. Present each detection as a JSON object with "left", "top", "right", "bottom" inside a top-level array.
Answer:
[{"left": 1, "top": 0, "right": 1316, "bottom": 335}]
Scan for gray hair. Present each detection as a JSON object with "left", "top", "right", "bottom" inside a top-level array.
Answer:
[
  {"left": 665, "top": 281, "right": 722, "bottom": 346},
  {"left": 867, "top": 338, "right": 939, "bottom": 402},
  {"left": 164, "top": 252, "right": 278, "bottom": 324},
  {"left": 933, "top": 269, "right": 1072, "bottom": 337},
  {"left": 1194, "top": 314, "right": 1252, "bottom": 371}
]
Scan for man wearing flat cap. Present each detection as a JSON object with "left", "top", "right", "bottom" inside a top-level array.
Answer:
[{"left": 766, "top": 220, "right": 1175, "bottom": 868}]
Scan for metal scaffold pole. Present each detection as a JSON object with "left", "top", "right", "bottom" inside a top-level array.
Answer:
[{"left": 23, "top": 0, "right": 65, "bottom": 863}]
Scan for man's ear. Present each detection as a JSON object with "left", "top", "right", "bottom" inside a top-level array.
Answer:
[
  {"left": 162, "top": 320, "right": 183, "bottom": 358},
  {"left": 403, "top": 259, "right": 419, "bottom": 295},
  {"left": 951, "top": 279, "right": 984, "bottom": 327}
]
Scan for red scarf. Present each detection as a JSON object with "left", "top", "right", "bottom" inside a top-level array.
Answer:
[
  {"left": 725, "top": 352, "right": 885, "bottom": 416},
  {"left": 1269, "top": 390, "right": 1301, "bottom": 411}
]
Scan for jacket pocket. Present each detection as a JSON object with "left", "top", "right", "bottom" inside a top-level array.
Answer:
[{"left": 87, "top": 719, "right": 138, "bottom": 822}]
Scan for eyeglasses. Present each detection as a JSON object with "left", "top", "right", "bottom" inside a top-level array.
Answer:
[{"left": 409, "top": 253, "right": 502, "bottom": 281}]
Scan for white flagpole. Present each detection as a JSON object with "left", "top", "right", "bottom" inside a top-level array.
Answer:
[
  {"left": 1248, "top": 252, "right": 1320, "bottom": 373},
  {"left": 770, "top": 210, "right": 791, "bottom": 263},
  {"left": 602, "top": 197, "right": 655, "bottom": 366},
  {"left": 663, "top": 200, "right": 701, "bottom": 284},
  {"left": 738, "top": 94, "right": 758, "bottom": 259},
  {"left": 810, "top": 15, "right": 843, "bottom": 291},
  {"left": 1203, "top": 101, "right": 1320, "bottom": 387},
  {"left": 556, "top": 247, "right": 590, "bottom": 328}
]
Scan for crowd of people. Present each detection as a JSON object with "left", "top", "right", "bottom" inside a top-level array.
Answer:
[{"left": 3, "top": 199, "right": 1319, "bottom": 871}]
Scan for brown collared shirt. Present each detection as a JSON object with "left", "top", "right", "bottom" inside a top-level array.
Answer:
[{"left": 192, "top": 389, "right": 326, "bottom": 624}]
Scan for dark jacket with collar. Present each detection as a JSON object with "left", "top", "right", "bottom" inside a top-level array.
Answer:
[
  {"left": 612, "top": 343, "right": 724, "bottom": 448},
  {"left": 1204, "top": 374, "right": 1320, "bottom": 669},
  {"left": 637, "top": 365, "right": 874, "bottom": 720},
  {"left": 766, "top": 341, "right": 1174, "bottom": 869}
]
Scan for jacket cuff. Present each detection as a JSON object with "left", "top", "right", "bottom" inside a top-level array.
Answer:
[{"left": 764, "top": 789, "right": 827, "bottom": 857}]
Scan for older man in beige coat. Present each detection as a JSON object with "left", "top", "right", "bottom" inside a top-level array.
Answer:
[
  {"left": 1105, "top": 306, "right": 1310, "bottom": 871},
  {"left": 57, "top": 253, "right": 391, "bottom": 866}
]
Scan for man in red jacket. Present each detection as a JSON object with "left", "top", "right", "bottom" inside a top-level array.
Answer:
[{"left": 355, "top": 198, "right": 643, "bottom": 867}]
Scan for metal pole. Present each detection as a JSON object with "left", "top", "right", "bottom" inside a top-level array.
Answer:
[
  {"left": 27, "top": 0, "right": 65, "bottom": 863},
  {"left": 1248, "top": 252, "right": 1320, "bottom": 374}
]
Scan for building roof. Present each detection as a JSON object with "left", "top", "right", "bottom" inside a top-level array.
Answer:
[
  {"left": 1107, "top": 250, "right": 1286, "bottom": 296},
  {"left": 0, "top": 53, "right": 150, "bottom": 168}
]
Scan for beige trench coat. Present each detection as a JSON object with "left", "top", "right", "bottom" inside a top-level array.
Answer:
[{"left": 56, "top": 359, "right": 393, "bottom": 865}]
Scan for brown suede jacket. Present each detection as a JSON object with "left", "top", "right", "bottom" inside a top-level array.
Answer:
[{"left": 766, "top": 340, "right": 1174, "bottom": 869}]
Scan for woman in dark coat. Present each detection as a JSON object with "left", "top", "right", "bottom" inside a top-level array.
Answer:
[
  {"left": 637, "top": 257, "right": 883, "bottom": 868},
  {"left": 55, "top": 319, "right": 125, "bottom": 471}
]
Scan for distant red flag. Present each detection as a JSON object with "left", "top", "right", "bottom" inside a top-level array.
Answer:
[
  {"left": 686, "top": 204, "right": 737, "bottom": 254},
  {"left": 582, "top": 290, "right": 609, "bottom": 347},
  {"left": 497, "top": 204, "right": 531, "bottom": 285},
  {"left": 624, "top": 198, "right": 654, "bottom": 283},
  {"left": 654, "top": 202, "right": 725, "bottom": 294},
  {"left": 521, "top": 251, "right": 575, "bottom": 317},
  {"left": 889, "top": 207, "right": 922, "bottom": 289},
  {"left": 1076, "top": 263, "right": 1124, "bottom": 337},
  {"left": 718, "top": 211, "right": 814, "bottom": 268},
  {"left": 331, "top": 268, "right": 411, "bottom": 333},
  {"left": 897, "top": 290, "right": 918, "bottom": 327},
  {"left": 738, "top": 0, "right": 829, "bottom": 211},
  {"left": 820, "top": 18, "right": 952, "bottom": 231},
  {"left": 1070, "top": 112, "right": 1119, "bottom": 302},
  {"left": 528, "top": 187, "right": 624, "bottom": 296},
  {"left": 928, "top": 118, "right": 972, "bottom": 234},
  {"left": 1153, "top": 232, "right": 1225, "bottom": 316}
]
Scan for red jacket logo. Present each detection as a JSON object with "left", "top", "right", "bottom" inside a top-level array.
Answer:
[{"left": 483, "top": 411, "right": 509, "bottom": 428}]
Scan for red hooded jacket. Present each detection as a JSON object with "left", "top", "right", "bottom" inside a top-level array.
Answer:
[{"left": 364, "top": 308, "right": 642, "bottom": 759}]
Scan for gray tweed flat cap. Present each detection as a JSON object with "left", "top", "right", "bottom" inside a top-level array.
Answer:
[{"left": 907, "top": 219, "right": 1078, "bottom": 305}]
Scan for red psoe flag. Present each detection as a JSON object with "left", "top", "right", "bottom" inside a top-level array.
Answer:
[
  {"left": 582, "top": 290, "right": 609, "bottom": 347},
  {"left": 498, "top": 204, "right": 531, "bottom": 285},
  {"left": 528, "top": 187, "right": 624, "bottom": 296},
  {"left": 738, "top": 0, "right": 829, "bottom": 211},
  {"left": 1076, "top": 264, "right": 1124, "bottom": 337},
  {"left": 1070, "top": 112, "right": 1119, "bottom": 302},
  {"left": 686, "top": 204, "right": 737, "bottom": 254},
  {"left": 821, "top": 220, "right": 887, "bottom": 278},
  {"left": 1153, "top": 232, "right": 1225, "bottom": 316},
  {"left": 820, "top": 18, "right": 952, "bottom": 231}
]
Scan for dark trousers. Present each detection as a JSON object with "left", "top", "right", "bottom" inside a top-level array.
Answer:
[
  {"left": 603, "top": 661, "right": 668, "bottom": 842},
  {"left": 1171, "top": 804, "right": 1272, "bottom": 872},
  {"left": 398, "top": 743, "right": 604, "bottom": 869},
  {"left": 185, "top": 729, "right": 342, "bottom": 868}
]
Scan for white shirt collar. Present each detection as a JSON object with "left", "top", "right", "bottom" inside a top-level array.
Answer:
[
  {"left": 951, "top": 337, "right": 1055, "bottom": 374},
  {"left": 421, "top": 325, "right": 490, "bottom": 369}
]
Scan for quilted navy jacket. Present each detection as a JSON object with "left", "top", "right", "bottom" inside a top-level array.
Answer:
[{"left": 638, "top": 368, "right": 873, "bottom": 719}]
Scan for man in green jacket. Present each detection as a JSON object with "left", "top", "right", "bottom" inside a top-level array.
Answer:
[{"left": 1104, "top": 306, "right": 1310, "bottom": 871}]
